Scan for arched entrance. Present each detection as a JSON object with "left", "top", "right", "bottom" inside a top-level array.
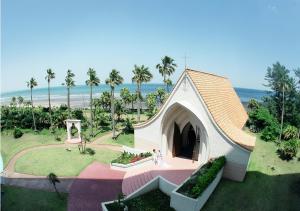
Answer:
[
  {"left": 173, "top": 122, "right": 196, "bottom": 159},
  {"left": 161, "top": 102, "right": 209, "bottom": 163}
]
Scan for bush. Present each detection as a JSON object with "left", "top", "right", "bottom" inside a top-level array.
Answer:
[
  {"left": 283, "top": 125, "right": 299, "bottom": 140},
  {"left": 111, "top": 151, "right": 152, "bottom": 164},
  {"left": 177, "top": 156, "right": 226, "bottom": 198},
  {"left": 261, "top": 122, "right": 280, "bottom": 142},
  {"left": 85, "top": 148, "right": 95, "bottom": 155},
  {"left": 13, "top": 127, "right": 23, "bottom": 138},
  {"left": 123, "top": 118, "right": 134, "bottom": 134},
  {"left": 278, "top": 139, "right": 299, "bottom": 160},
  {"left": 247, "top": 107, "right": 278, "bottom": 133}
]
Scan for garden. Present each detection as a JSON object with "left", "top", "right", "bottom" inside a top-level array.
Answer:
[
  {"left": 105, "top": 189, "right": 175, "bottom": 211},
  {"left": 111, "top": 151, "right": 152, "bottom": 165}
]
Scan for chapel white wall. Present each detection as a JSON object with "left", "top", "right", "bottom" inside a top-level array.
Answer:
[{"left": 134, "top": 74, "right": 251, "bottom": 181}]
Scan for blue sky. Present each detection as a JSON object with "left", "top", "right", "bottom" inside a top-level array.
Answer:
[{"left": 1, "top": 0, "right": 300, "bottom": 92}]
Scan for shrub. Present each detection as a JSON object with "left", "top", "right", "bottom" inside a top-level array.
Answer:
[
  {"left": 85, "top": 148, "right": 95, "bottom": 155},
  {"left": 177, "top": 156, "right": 226, "bottom": 198},
  {"left": 13, "top": 127, "right": 23, "bottom": 138},
  {"left": 278, "top": 139, "right": 299, "bottom": 160},
  {"left": 112, "top": 151, "right": 152, "bottom": 164},
  {"left": 261, "top": 122, "right": 280, "bottom": 142},
  {"left": 247, "top": 107, "right": 278, "bottom": 133},
  {"left": 283, "top": 125, "right": 299, "bottom": 140},
  {"left": 123, "top": 118, "right": 134, "bottom": 134},
  {"left": 248, "top": 99, "right": 260, "bottom": 110}
]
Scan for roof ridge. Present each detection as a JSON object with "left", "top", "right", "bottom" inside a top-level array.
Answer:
[{"left": 185, "top": 68, "right": 228, "bottom": 79}]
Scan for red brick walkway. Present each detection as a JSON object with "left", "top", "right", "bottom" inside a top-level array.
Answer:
[{"left": 68, "top": 162, "right": 125, "bottom": 211}]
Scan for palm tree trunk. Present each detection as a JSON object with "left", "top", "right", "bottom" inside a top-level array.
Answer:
[
  {"left": 137, "top": 83, "right": 141, "bottom": 122},
  {"left": 164, "top": 74, "right": 167, "bottom": 91},
  {"left": 279, "top": 87, "right": 285, "bottom": 141},
  {"left": 90, "top": 85, "right": 93, "bottom": 137},
  {"left": 31, "top": 88, "right": 37, "bottom": 131},
  {"left": 67, "top": 87, "right": 70, "bottom": 118},
  {"left": 48, "top": 81, "right": 53, "bottom": 127},
  {"left": 112, "top": 87, "right": 115, "bottom": 139}
]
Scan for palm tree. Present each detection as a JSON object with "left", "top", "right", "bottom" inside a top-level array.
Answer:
[
  {"left": 155, "top": 87, "right": 167, "bottom": 107},
  {"left": 132, "top": 65, "right": 153, "bottom": 122},
  {"left": 120, "top": 88, "right": 131, "bottom": 112},
  {"left": 85, "top": 68, "right": 100, "bottom": 137},
  {"left": 47, "top": 173, "right": 61, "bottom": 198},
  {"left": 63, "top": 70, "right": 75, "bottom": 118},
  {"left": 156, "top": 56, "right": 177, "bottom": 92},
  {"left": 27, "top": 78, "right": 38, "bottom": 131},
  {"left": 278, "top": 81, "right": 290, "bottom": 141},
  {"left": 45, "top": 69, "right": 55, "bottom": 127},
  {"left": 11, "top": 96, "right": 17, "bottom": 106},
  {"left": 106, "top": 69, "right": 124, "bottom": 139},
  {"left": 17, "top": 96, "right": 24, "bottom": 106}
]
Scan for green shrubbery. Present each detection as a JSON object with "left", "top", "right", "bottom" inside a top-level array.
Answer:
[
  {"left": 177, "top": 156, "right": 226, "bottom": 198},
  {"left": 1, "top": 105, "right": 87, "bottom": 131},
  {"left": 282, "top": 125, "right": 299, "bottom": 140},
  {"left": 13, "top": 127, "right": 23, "bottom": 139},
  {"left": 278, "top": 139, "right": 299, "bottom": 160},
  {"left": 111, "top": 151, "right": 152, "bottom": 164}
]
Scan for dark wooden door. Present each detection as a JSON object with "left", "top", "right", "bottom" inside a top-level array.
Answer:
[{"left": 172, "top": 122, "right": 181, "bottom": 157}]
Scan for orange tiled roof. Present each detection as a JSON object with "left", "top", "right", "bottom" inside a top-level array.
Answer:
[{"left": 186, "top": 69, "right": 256, "bottom": 151}]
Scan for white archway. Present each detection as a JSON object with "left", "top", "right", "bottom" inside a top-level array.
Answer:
[
  {"left": 160, "top": 102, "right": 209, "bottom": 164},
  {"left": 65, "top": 119, "right": 81, "bottom": 144}
]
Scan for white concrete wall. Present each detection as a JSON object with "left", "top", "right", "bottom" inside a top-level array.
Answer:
[
  {"left": 134, "top": 73, "right": 251, "bottom": 181},
  {"left": 170, "top": 167, "right": 224, "bottom": 211}
]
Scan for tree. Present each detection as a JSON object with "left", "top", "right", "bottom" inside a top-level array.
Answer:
[
  {"left": 156, "top": 56, "right": 177, "bottom": 92},
  {"left": 17, "top": 96, "right": 24, "bottom": 106},
  {"left": 146, "top": 93, "right": 157, "bottom": 118},
  {"left": 115, "top": 99, "right": 124, "bottom": 121},
  {"left": 132, "top": 65, "right": 153, "bottom": 122},
  {"left": 45, "top": 68, "right": 55, "bottom": 127},
  {"left": 264, "top": 62, "right": 297, "bottom": 141},
  {"left": 10, "top": 96, "right": 17, "bottom": 106},
  {"left": 155, "top": 87, "right": 167, "bottom": 107},
  {"left": 129, "top": 93, "right": 137, "bottom": 111},
  {"left": 106, "top": 69, "right": 123, "bottom": 139},
  {"left": 120, "top": 88, "right": 131, "bottom": 111},
  {"left": 99, "top": 91, "right": 111, "bottom": 111},
  {"left": 85, "top": 68, "right": 100, "bottom": 137},
  {"left": 294, "top": 68, "right": 300, "bottom": 85},
  {"left": 47, "top": 173, "right": 61, "bottom": 198},
  {"left": 63, "top": 70, "right": 75, "bottom": 118},
  {"left": 165, "top": 79, "right": 173, "bottom": 92},
  {"left": 27, "top": 77, "right": 38, "bottom": 131}
]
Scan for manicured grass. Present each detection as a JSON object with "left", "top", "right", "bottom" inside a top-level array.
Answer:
[
  {"left": 1, "top": 185, "right": 67, "bottom": 211},
  {"left": 0, "top": 129, "right": 66, "bottom": 167},
  {"left": 203, "top": 133, "right": 300, "bottom": 210},
  {"left": 15, "top": 147, "right": 121, "bottom": 176},
  {"left": 102, "top": 133, "right": 134, "bottom": 147},
  {"left": 106, "top": 189, "right": 174, "bottom": 211}
]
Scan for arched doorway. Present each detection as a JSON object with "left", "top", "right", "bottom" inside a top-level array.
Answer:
[
  {"left": 161, "top": 102, "right": 209, "bottom": 163},
  {"left": 173, "top": 122, "right": 196, "bottom": 159}
]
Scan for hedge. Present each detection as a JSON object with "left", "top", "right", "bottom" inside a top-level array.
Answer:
[{"left": 177, "top": 156, "right": 226, "bottom": 198}]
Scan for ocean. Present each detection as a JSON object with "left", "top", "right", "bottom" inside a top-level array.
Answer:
[{"left": 0, "top": 84, "right": 269, "bottom": 107}]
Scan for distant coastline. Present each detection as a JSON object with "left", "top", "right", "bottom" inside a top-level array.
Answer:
[{"left": 0, "top": 84, "right": 269, "bottom": 108}]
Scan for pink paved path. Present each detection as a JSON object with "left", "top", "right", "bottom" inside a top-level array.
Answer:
[{"left": 68, "top": 162, "right": 125, "bottom": 211}]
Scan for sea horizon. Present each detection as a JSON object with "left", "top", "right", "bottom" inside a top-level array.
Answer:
[{"left": 0, "top": 83, "right": 270, "bottom": 106}]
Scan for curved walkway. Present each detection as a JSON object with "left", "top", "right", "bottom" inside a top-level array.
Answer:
[
  {"left": 68, "top": 162, "right": 125, "bottom": 211},
  {"left": 1, "top": 132, "right": 123, "bottom": 193}
]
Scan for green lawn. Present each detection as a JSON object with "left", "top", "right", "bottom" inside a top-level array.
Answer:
[
  {"left": 15, "top": 147, "right": 121, "bottom": 176},
  {"left": 102, "top": 133, "right": 134, "bottom": 147},
  {"left": 0, "top": 129, "right": 66, "bottom": 167},
  {"left": 203, "top": 134, "right": 300, "bottom": 211},
  {"left": 1, "top": 185, "right": 68, "bottom": 211}
]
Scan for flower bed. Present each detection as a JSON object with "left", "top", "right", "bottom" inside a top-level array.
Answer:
[
  {"left": 111, "top": 151, "right": 152, "bottom": 165},
  {"left": 176, "top": 156, "right": 226, "bottom": 198}
]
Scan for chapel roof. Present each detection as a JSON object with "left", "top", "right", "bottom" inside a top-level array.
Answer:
[{"left": 186, "top": 69, "right": 256, "bottom": 150}]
